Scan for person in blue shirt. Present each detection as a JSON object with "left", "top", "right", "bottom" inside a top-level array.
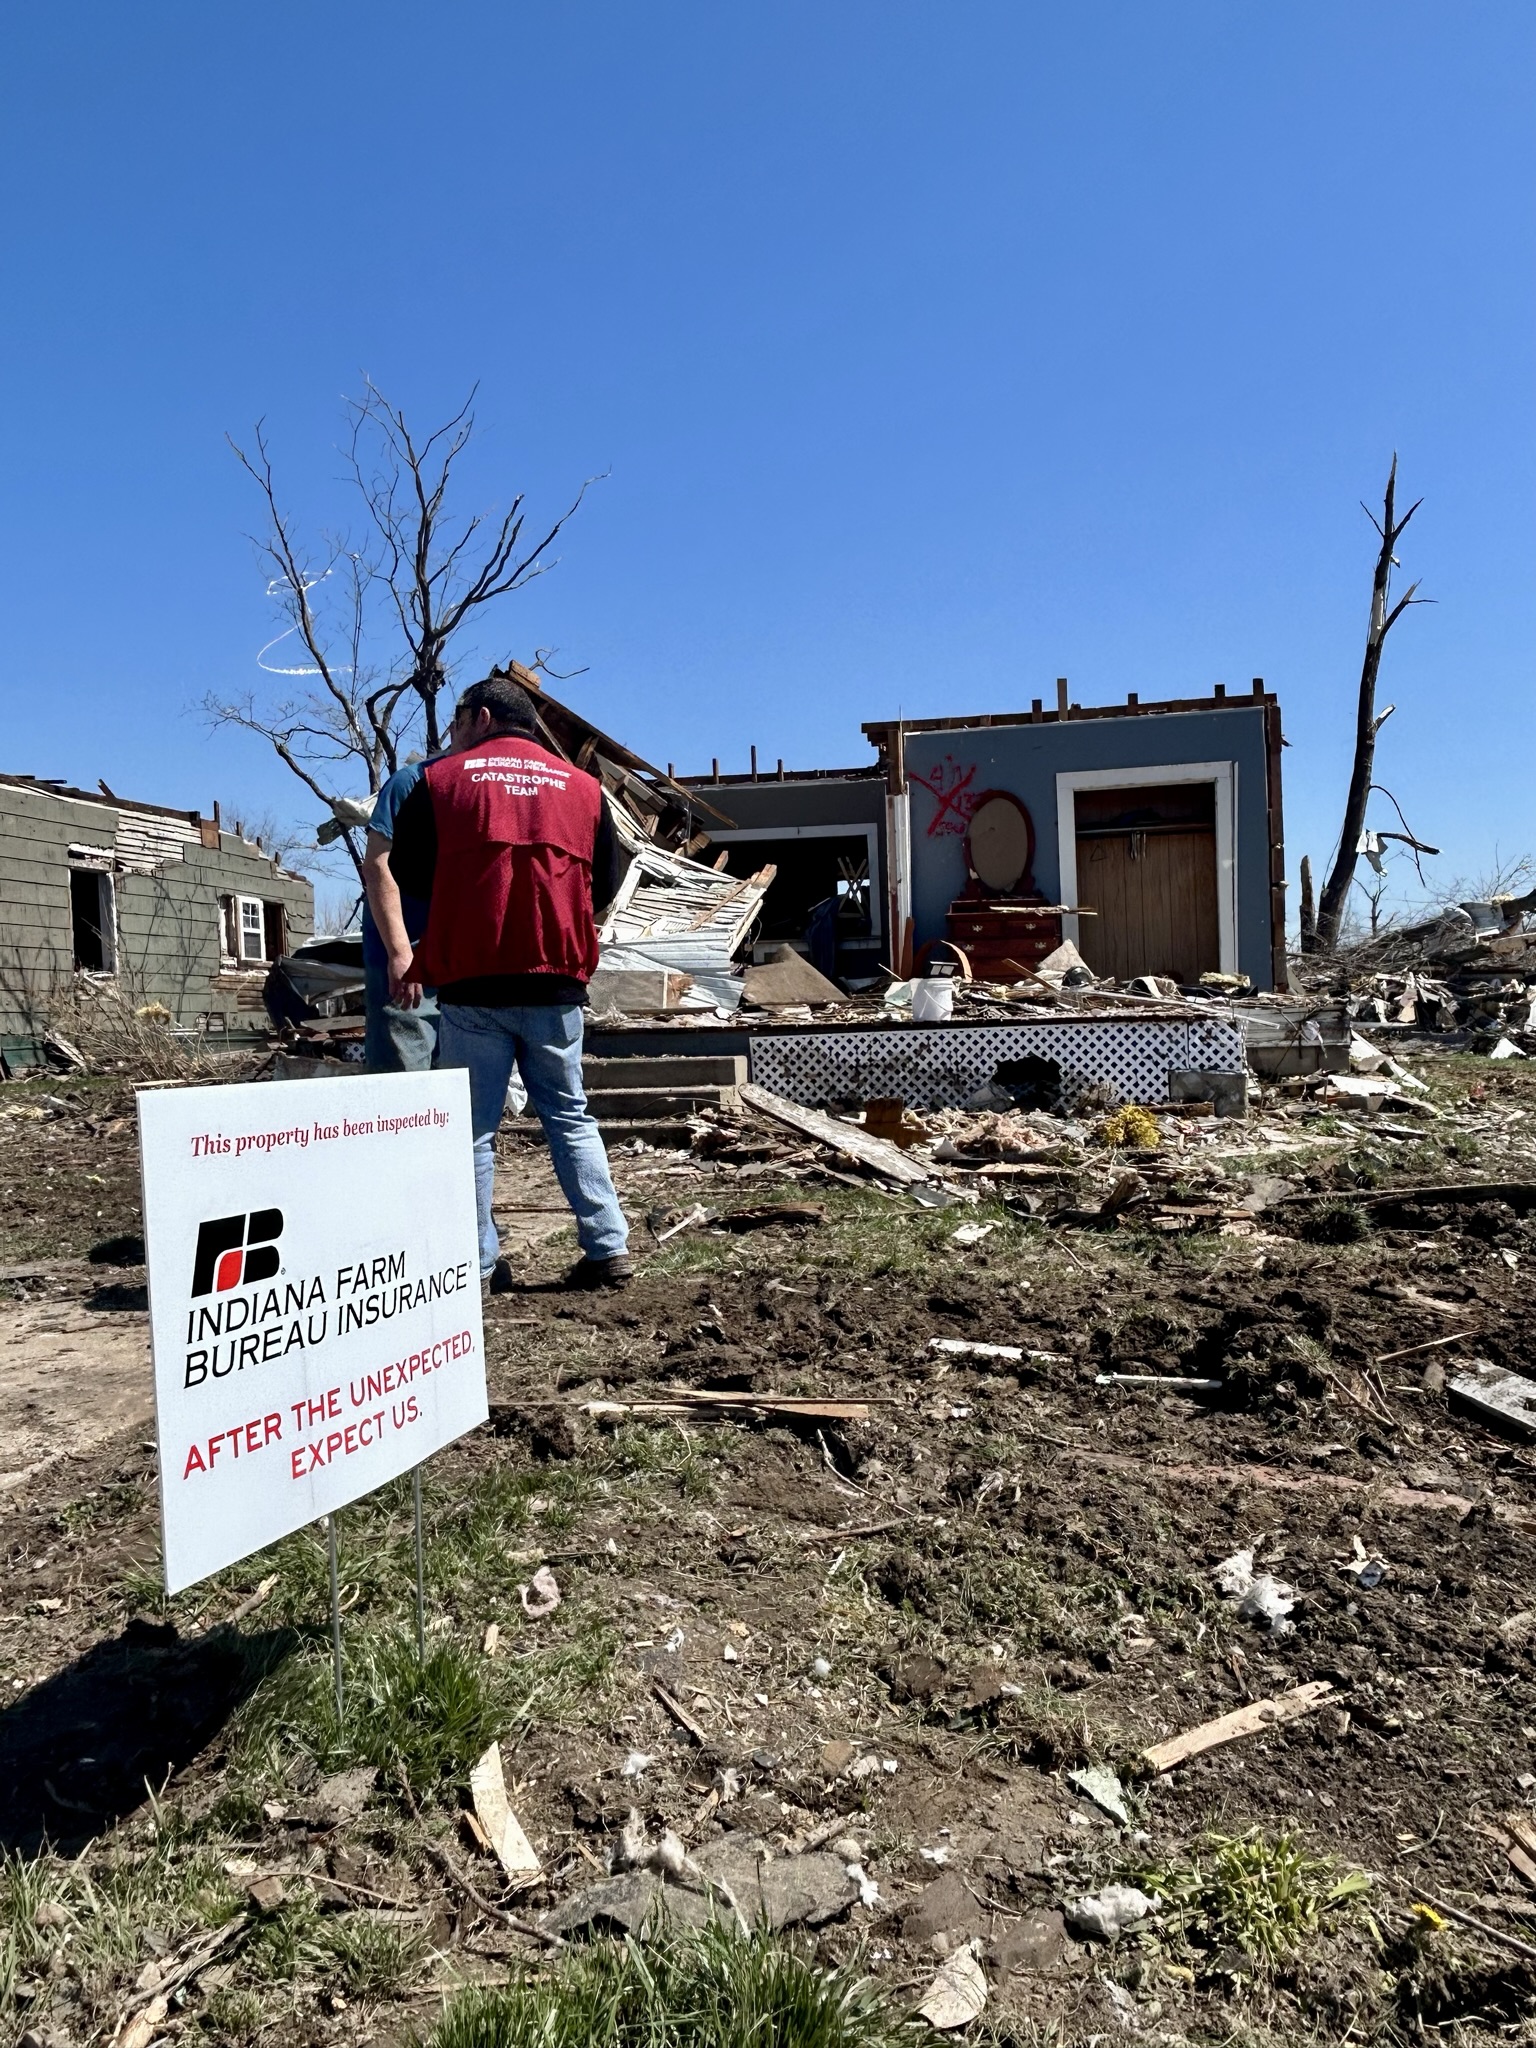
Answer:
[{"left": 361, "top": 759, "right": 437, "bottom": 1070}]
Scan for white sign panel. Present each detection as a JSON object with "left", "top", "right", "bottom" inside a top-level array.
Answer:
[{"left": 138, "top": 1070, "right": 486, "bottom": 1594}]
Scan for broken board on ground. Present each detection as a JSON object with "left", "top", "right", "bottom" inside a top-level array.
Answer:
[{"left": 1449, "top": 1362, "right": 1536, "bottom": 1442}]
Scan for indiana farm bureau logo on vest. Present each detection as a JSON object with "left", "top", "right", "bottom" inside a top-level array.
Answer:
[{"left": 191, "top": 1209, "right": 285, "bottom": 1295}]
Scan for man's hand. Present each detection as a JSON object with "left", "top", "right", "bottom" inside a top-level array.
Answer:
[{"left": 388, "top": 946, "right": 424, "bottom": 1010}]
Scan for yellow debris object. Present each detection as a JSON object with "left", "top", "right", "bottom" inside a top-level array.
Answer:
[{"left": 1095, "top": 1105, "right": 1162, "bottom": 1150}]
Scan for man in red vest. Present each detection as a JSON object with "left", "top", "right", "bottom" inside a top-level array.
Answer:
[{"left": 387, "top": 674, "right": 632, "bottom": 1289}]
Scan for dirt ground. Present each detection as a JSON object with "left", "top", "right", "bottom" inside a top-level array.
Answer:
[{"left": 2, "top": 1058, "right": 1535, "bottom": 2045}]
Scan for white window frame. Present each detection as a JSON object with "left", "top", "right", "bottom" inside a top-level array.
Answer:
[
  {"left": 703, "top": 823, "right": 883, "bottom": 937},
  {"left": 1055, "top": 761, "right": 1238, "bottom": 976},
  {"left": 67, "top": 853, "right": 118, "bottom": 976},
  {"left": 237, "top": 894, "right": 267, "bottom": 964}
]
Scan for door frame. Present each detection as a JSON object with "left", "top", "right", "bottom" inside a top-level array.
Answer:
[
  {"left": 703, "top": 822, "right": 883, "bottom": 937},
  {"left": 1055, "top": 760, "right": 1238, "bottom": 975}
]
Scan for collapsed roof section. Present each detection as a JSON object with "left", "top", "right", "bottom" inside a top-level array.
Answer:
[
  {"left": 503, "top": 663, "right": 728, "bottom": 849},
  {"left": 497, "top": 665, "right": 775, "bottom": 1010},
  {"left": 598, "top": 797, "right": 776, "bottom": 1011},
  {"left": 0, "top": 773, "right": 298, "bottom": 877}
]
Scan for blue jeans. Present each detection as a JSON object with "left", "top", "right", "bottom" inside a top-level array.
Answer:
[
  {"left": 437, "top": 1003, "right": 629, "bottom": 1274},
  {"left": 363, "top": 957, "right": 440, "bottom": 1073}
]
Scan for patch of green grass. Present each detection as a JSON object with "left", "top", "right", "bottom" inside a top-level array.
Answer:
[
  {"left": 312, "top": 1912, "right": 427, "bottom": 1996},
  {"left": 609, "top": 1423, "right": 718, "bottom": 1502},
  {"left": 501, "top": 1624, "right": 621, "bottom": 1736},
  {"left": 642, "top": 1231, "right": 745, "bottom": 1278},
  {"left": 201, "top": 1984, "right": 265, "bottom": 2039},
  {"left": 1140, "top": 1827, "right": 1371, "bottom": 1969},
  {"left": 245, "top": 1884, "right": 324, "bottom": 1982},
  {"left": 56, "top": 1479, "right": 147, "bottom": 1538},
  {"left": 119, "top": 1556, "right": 169, "bottom": 1612},
  {"left": 236, "top": 1613, "right": 618, "bottom": 1797},
  {"left": 426, "top": 1922, "right": 918, "bottom": 2048},
  {"left": 1296, "top": 1199, "right": 1371, "bottom": 1245},
  {"left": 976, "top": 1676, "right": 1103, "bottom": 1769},
  {"left": 428, "top": 1462, "right": 536, "bottom": 1588},
  {"left": 247, "top": 1628, "right": 501, "bottom": 1788},
  {"left": 0, "top": 1832, "right": 243, "bottom": 2032},
  {"left": 861, "top": 1521, "right": 1124, "bottom": 1661},
  {"left": 0, "top": 1848, "right": 70, "bottom": 2009}
]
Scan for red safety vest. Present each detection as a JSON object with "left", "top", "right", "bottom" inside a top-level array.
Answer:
[{"left": 409, "top": 737, "right": 604, "bottom": 987}]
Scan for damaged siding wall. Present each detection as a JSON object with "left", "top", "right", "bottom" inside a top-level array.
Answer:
[
  {"left": 901, "top": 706, "right": 1276, "bottom": 989},
  {"left": 0, "top": 782, "right": 312, "bottom": 1047}
]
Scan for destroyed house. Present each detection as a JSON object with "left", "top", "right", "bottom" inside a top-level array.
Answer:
[
  {"left": 0, "top": 775, "right": 313, "bottom": 1068},
  {"left": 664, "top": 758, "right": 890, "bottom": 988},
  {"left": 685, "top": 680, "right": 1284, "bottom": 992}
]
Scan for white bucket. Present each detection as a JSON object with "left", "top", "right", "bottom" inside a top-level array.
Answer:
[{"left": 911, "top": 978, "right": 955, "bottom": 1024}]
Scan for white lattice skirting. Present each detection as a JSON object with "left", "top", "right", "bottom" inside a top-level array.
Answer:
[{"left": 748, "top": 1018, "right": 1246, "bottom": 1112}]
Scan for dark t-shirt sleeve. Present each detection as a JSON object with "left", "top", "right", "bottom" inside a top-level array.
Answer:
[
  {"left": 591, "top": 797, "right": 628, "bottom": 918},
  {"left": 388, "top": 777, "right": 437, "bottom": 902}
]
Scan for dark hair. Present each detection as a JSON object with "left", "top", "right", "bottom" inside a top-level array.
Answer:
[{"left": 454, "top": 674, "right": 541, "bottom": 736}]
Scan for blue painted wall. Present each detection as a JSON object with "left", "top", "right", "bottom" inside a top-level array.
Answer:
[{"left": 904, "top": 704, "right": 1274, "bottom": 986}]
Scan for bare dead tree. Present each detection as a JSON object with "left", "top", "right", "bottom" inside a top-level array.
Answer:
[
  {"left": 1308, "top": 456, "right": 1433, "bottom": 951},
  {"left": 208, "top": 382, "right": 598, "bottom": 877}
]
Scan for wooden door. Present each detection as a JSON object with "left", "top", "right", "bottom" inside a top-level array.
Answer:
[{"left": 1074, "top": 787, "right": 1220, "bottom": 983}]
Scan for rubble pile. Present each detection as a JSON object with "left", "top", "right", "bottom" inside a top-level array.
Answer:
[{"left": 1307, "top": 893, "right": 1536, "bottom": 1056}]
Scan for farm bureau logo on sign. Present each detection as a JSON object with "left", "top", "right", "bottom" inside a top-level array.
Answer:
[
  {"left": 138, "top": 1070, "right": 486, "bottom": 1595},
  {"left": 191, "top": 1209, "right": 284, "bottom": 1295}
]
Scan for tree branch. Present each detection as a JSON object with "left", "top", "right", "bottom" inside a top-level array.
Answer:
[{"left": 219, "top": 383, "right": 597, "bottom": 866}]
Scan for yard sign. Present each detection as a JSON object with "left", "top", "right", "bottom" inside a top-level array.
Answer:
[{"left": 138, "top": 1070, "right": 486, "bottom": 1594}]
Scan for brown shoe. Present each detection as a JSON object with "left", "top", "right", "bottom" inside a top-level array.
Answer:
[{"left": 565, "top": 1254, "right": 634, "bottom": 1290}]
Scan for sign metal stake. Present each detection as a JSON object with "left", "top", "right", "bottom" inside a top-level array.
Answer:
[
  {"left": 413, "top": 1465, "right": 426, "bottom": 1662},
  {"left": 327, "top": 1511, "right": 344, "bottom": 1726}
]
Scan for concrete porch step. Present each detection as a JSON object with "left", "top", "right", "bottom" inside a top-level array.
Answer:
[
  {"left": 582, "top": 1054, "right": 747, "bottom": 1090},
  {"left": 585, "top": 1085, "right": 739, "bottom": 1120}
]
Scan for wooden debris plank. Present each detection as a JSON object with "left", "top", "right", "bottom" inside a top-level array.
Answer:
[
  {"left": 468, "top": 1741, "right": 542, "bottom": 1886},
  {"left": 652, "top": 1678, "right": 707, "bottom": 1743},
  {"left": 1142, "top": 1681, "right": 1333, "bottom": 1774},
  {"left": 1281, "top": 1181, "right": 1536, "bottom": 1208},
  {"left": 1418, "top": 1894, "right": 1536, "bottom": 1964},
  {"left": 799, "top": 1517, "right": 913, "bottom": 1546},
  {"left": 738, "top": 1081, "right": 932, "bottom": 1185},
  {"left": 1449, "top": 1364, "right": 1536, "bottom": 1441},
  {"left": 581, "top": 1395, "right": 869, "bottom": 1423},
  {"left": 1375, "top": 1330, "right": 1479, "bottom": 1367}
]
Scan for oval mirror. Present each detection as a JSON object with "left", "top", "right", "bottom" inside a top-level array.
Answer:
[{"left": 966, "top": 791, "right": 1034, "bottom": 894}]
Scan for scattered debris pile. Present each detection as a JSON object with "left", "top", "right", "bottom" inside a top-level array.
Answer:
[
  {"left": 595, "top": 807, "right": 775, "bottom": 1014},
  {"left": 1301, "top": 890, "right": 1536, "bottom": 1057}
]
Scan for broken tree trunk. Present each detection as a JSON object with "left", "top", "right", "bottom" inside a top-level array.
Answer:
[
  {"left": 1311, "top": 457, "right": 1428, "bottom": 953},
  {"left": 1298, "top": 855, "right": 1316, "bottom": 949}
]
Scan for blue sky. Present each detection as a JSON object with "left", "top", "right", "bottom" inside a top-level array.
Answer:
[{"left": 2, "top": 4, "right": 1531, "bottom": 919}]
